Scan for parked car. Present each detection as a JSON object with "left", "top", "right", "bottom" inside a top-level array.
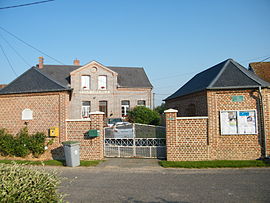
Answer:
[{"left": 106, "top": 118, "right": 130, "bottom": 127}]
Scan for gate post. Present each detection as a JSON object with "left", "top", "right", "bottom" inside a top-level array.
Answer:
[
  {"left": 90, "top": 111, "right": 105, "bottom": 160},
  {"left": 164, "top": 109, "right": 178, "bottom": 161}
]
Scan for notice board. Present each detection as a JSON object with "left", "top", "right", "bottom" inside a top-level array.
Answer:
[{"left": 220, "top": 110, "right": 257, "bottom": 135}]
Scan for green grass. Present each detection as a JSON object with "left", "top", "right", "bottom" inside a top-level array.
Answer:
[
  {"left": 159, "top": 160, "right": 270, "bottom": 168},
  {"left": 0, "top": 159, "right": 103, "bottom": 167}
]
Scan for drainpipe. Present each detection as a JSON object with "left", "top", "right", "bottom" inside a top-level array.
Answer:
[{"left": 258, "top": 86, "right": 267, "bottom": 158}]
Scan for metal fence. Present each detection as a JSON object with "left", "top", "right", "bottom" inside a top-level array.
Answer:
[{"left": 104, "top": 123, "right": 166, "bottom": 158}]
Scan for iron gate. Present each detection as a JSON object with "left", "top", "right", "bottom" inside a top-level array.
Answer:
[{"left": 104, "top": 123, "right": 166, "bottom": 158}]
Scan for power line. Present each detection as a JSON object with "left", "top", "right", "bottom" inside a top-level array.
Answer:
[
  {"left": 0, "top": 26, "right": 64, "bottom": 65},
  {"left": 259, "top": 56, "right": 270, "bottom": 62},
  {"left": 0, "top": 0, "right": 54, "bottom": 10},
  {"left": 0, "top": 42, "right": 17, "bottom": 76},
  {"left": 0, "top": 33, "right": 31, "bottom": 67},
  {"left": 240, "top": 54, "right": 270, "bottom": 63}
]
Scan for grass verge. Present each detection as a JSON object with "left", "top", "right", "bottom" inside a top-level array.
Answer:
[
  {"left": 159, "top": 160, "right": 270, "bottom": 168},
  {"left": 0, "top": 159, "right": 103, "bottom": 167}
]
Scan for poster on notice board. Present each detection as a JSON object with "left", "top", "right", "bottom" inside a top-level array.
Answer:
[{"left": 220, "top": 110, "right": 257, "bottom": 135}]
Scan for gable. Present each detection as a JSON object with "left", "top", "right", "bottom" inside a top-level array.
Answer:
[
  {"left": 0, "top": 67, "right": 70, "bottom": 95},
  {"left": 70, "top": 61, "right": 117, "bottom": 76}
]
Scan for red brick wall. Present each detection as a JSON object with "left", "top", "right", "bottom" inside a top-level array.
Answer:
[
  {"left": 66, "top": 113, "right": 104, "bottom": 160},
  {"left": 0, "top": 92, "right": 105, "bottom": 161},
  {"left": 166, "top": 88, "right": 269, "bottom": 161},
  {"left": 207, "top": 90, "right": 261, "bottom": 160},
  {"left": 165, "top": 91, "right": 208, "bottom": 116},
  {"left": 0, "top": 92, "right": 69, "bottom": 160},
  {"left": 165, "top": 110, "right": 209, "bottom": 161}
]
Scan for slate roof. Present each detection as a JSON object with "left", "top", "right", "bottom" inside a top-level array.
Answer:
[
  {"left": 107, "top": 66, "right": 152, "bottom": 88},
  {"left": 249, "top": 62, "right": 270, "bottom": 83},
  {"left": 39, "top": 65, "right": 153, "bottom": 88},
  {"left": 0, "top": 62, "right": 152, "bottom": 95},
  {"left": 165, "top": 59, "right": 270, "bottom": 101},
  {"left": 0, "top": 67, "right": 70, "bottom": 95}
]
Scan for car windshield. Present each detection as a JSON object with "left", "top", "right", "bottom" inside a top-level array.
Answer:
[{"left": 108, "top": 118, "right": 123, "bottom": 124}]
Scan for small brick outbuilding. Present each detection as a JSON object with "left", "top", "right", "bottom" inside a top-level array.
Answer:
[{"left": 165, "top": 59, "right": 270, "bottom": 161}]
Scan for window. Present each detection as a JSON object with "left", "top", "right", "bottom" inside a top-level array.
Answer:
[
  {"left": 98, "top": 75, "right": 107, "bottom": 90},
  {"left": 99, "top": 101, "right": 108, "bottom": 117},
  {"left": 137, "top": 100, "right": 146, "bottom": 106},
  {"left": 81, "top": 101, "right": 91, "bottom": 118},
  {"left": 81, "top": 75, "right": 90, "bottom": 90},
  {"left": 220, "top": 110, "right": 257, "bottom": 135},
  {"left": 121, "top": 100, "right": 130, "bottom": 117}
]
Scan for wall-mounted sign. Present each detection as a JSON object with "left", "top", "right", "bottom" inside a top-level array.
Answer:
[
  {"left": 22, "top": 109, "right": 33, "bottom": 120},
  {"left": 232, "top": 95, "right": 244, "bottom": 102},
  {"left": 220, "top": 110, "right": 257, "bottom": 135}
]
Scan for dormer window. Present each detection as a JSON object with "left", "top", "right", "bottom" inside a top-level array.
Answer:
[
  {"left": 98, "top": 75, "right": 107, "bottom": 90},
  {"left": 81, "top": 75, "right": 90, "bottom": 90}
]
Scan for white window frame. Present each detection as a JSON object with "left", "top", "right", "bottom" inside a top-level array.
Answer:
[
  {"left": 81, "top": 101, "right": 91, "bottom": 119},
  {"left": 137, "top": 100, "right": 146, "bottom": 106},
  {"left": 98, "top": 75, "right": 107, "bottom": 90},
  {"left": 220, "top": 110, "right": 258, "bottom": 135},
  {"left": 81, "top": 75, "right": 90, "bottom": 90},
  {"left": 121, "top": 100, "right": 130, "bottom": 117}
]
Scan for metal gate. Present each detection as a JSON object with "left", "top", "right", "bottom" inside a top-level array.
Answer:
[{"left": 104, "top": 123, "right": 166, "bottom": 158}]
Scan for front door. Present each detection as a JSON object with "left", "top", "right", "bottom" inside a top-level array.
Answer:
[{"left": 99, "top": 101, "right": 108, "bottom": 117}]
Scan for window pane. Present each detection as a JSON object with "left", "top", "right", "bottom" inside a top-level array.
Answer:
[
  {"left": 121, "top": 100, "right": 130, "bottom": 105},
  {"left": 121, "top": 100, "right": 130, "bottom": 116},
  {"left": 82, "top": 101, "right": 91, "bottom": 118},
  {"left": 81, "top": 75, "right": 90, "bottom": 89},
  {"left": 137, "top": 100, "right": 146, "bottom": 106},
  {"left": 98, "top": 76, "right": 107, "bottom": 89}
]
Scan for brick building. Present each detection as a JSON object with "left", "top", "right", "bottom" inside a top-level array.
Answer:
[
  {"left": 165, "top": 59, "right": 270, "bottom": 161},
  {"left": 249, "top": 61, "right": 270, "bottom": 83},
  {"left": 0, "top": 58, "right": 152, "bottom": 160}
]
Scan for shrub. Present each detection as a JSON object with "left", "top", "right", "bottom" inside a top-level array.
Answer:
[
  {"left": 128, "top": 106, "right": 161, "bottom": 125},
  {"left": 14, "top": 128, "right": 31, "bottom": 157},
  {"left": 28, "top": 132, "right": 46, "bottom": 158},
  {"left": 0, "top": 130, "right": 15, "bottom": 156},
  {"left": 0, "top": 163, "right": 65, "bottom": 202},
  {"left": 0, "top": 128, "right": 49, "bottom": 158}
]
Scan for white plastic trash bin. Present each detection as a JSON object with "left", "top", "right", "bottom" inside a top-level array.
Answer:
[{"left": 62, "top": 141, "right": 80, "bottom": 167}]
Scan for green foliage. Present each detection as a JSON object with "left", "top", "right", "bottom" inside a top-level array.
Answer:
[
  {"left": 0, "top": 163, "right": 65, "bottom": 202},
  {"left": 28, "top": 132, "right": 46, "bottom": 158},
  {"left": 154, "top": 103, "right": 166, "bottom": 114},
  {"left": 159, "top": 160, "right": 270, "bottom": 168},
  {"left": 0, "top": 128, "right": 49, "bottom": 158},
  {"left": 0, "top": 129, "right": 15, "bottom": 156},
  {"left": 14, "top": 128, "right": 31, "bottom": 157},
  {"left": 128, "top": 106, "right": 161, "bottom": 125}
]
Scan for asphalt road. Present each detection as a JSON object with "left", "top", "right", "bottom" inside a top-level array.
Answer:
[{"left": 57, "top": 161, "right": 270, "bottom": 203}]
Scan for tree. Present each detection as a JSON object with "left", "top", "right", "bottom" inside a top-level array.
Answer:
[
  {"left": 154, "top": 103, "right": 166, "bottom": 114},
  {"left": 127, "top": 106, "right": 160, "bottom": 125}
]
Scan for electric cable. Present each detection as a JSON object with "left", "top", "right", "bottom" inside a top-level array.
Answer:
[
  {"left": 0, "top": 42, "right": 17, "bottom": 76},
  {"left": 0, "top": 32, "right": 31, "bottom": 67},
  {"left": 0, "top": 0, "right": 54, "bottom": 10},
  {"left": 0, "top": 26, "right": 65, "bottom": 65}
]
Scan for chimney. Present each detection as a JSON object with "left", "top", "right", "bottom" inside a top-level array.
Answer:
[
  {"left": 38, "top": 57, "right": 44, "bottom": 69},
  {"left": 73, "top": 59, "right": 80, "bottom": 66}
]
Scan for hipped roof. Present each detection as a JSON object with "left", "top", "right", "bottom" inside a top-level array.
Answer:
[{"left": 165, "top": 59, "right": 270, "bottom": 101}]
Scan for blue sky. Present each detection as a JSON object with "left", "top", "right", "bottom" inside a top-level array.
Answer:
[{"left": 0, "top": 0, "right": 270, "bottom": 106}]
